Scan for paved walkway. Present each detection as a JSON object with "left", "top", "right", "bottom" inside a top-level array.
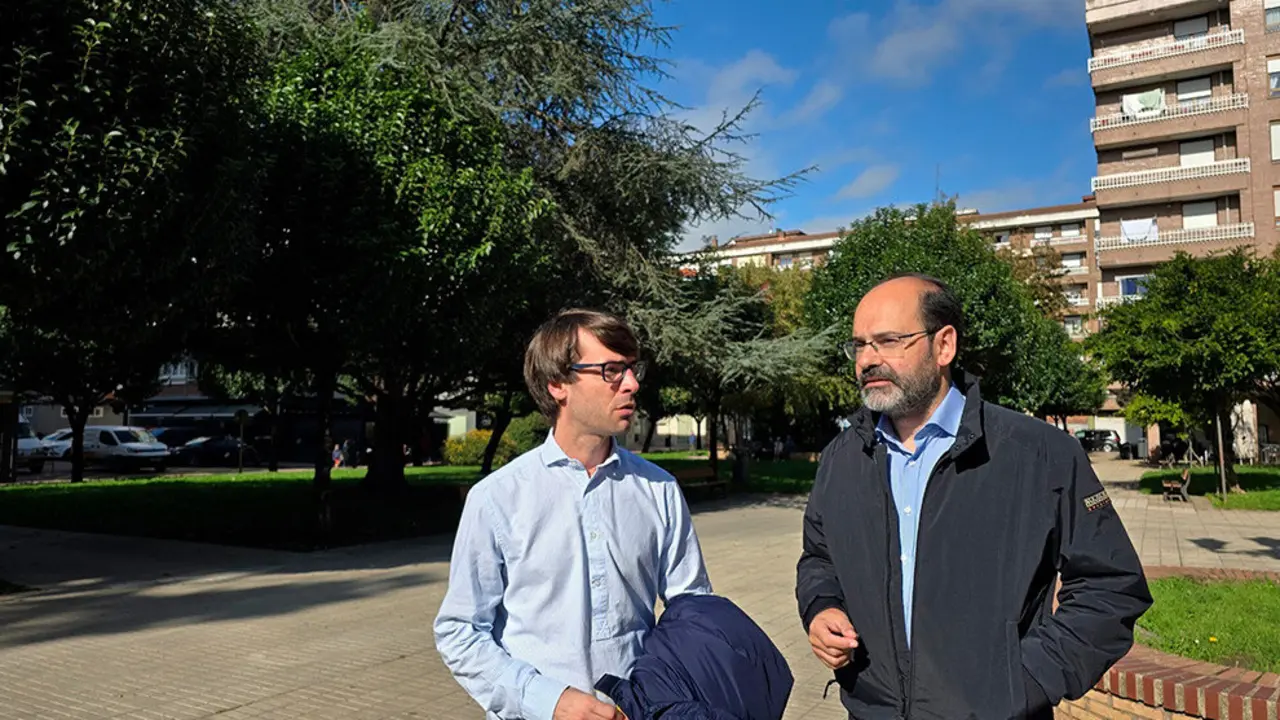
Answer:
[{"left": 0, "top": 459, "right": 1276, "bottom": 720}]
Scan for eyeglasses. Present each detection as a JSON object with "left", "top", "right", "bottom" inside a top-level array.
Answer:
[
  {"left": 841, "top": 329, "right": 936, "bottom": 360},
  {"left": 570, "top": 360, "right": 647, "bottom": 384}
]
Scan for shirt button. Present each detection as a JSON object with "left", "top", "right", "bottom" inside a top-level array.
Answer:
[
  {"left": 901, "top": 554, "right": 910, "bottom": 563},
  {"left": 592, "top": 577, "right": 603, "bottom": 588},
  {"left": 589, "top": 531, "right": 599, "bottom": 540},
  {"left": 904, "top": 506, "right": 912, "bottom": 515}
]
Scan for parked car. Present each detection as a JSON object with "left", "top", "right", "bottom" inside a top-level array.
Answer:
[
  {"left": 150, "top": 426, "right": 204, "bottom": 449},
  {"left": 82, "top": 426, "right": 170, "bottom": 471},
  {"left": 15, "top": 418, "right": 50, "bottom": 473},
  {"left": 1074, "top": 429, "right": 1122, "bottom": 453},
  {"left": 172, "top": 436, "right": 260, "bottom": 468},
  {"left": 40, "top": 428, "right": 74, "bottom": 459}
]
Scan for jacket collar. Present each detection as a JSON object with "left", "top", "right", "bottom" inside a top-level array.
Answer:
[{"left": 852, "top": 366, "right": 985, "bottom": 457}]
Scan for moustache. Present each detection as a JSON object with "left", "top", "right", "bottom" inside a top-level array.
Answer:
[{"left": 859, "top": 366, "right": 898, "bottom": 388}]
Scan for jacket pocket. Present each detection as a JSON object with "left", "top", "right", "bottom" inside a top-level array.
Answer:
[{"left": 1006, "top": 621, "right": 1027, "bottom": 718}]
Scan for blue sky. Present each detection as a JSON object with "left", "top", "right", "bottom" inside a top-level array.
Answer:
[{"left": 652, "top": 0, "right": 1098, "bottom": 250}]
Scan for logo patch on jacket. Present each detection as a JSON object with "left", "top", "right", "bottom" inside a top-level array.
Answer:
[{"left": 1084, "top": 489, "right": 1112, "bottom": 513}]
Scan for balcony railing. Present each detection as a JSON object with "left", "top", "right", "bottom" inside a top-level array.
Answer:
[
  {"left": 1060, "top": 265, "right": 1091, "bottom": 276},
  {"left": 1096, "top": 295, "right": 1141, "bottom": 308},
  {"left": 1091, "top": 158, "right": 1249, "bottom": 192},
  {"left": 1095, "top": 222, "right": 1253, "bottom": 251},
  {"left": 1066, "top": 296, "right": 1091, "bottom": 307},
  {"left": 1087, "top": 28, "right": 1245, "bottom": 73},
  {"left": 1090, "top": 93, "right": 1248, "bottom": 132}
]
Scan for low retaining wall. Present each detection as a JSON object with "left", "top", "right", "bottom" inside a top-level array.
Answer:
[{"left": 1056, "top": 568, "right": 1280, "bottom": 720}]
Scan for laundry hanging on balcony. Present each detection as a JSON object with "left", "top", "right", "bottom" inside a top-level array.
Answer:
[
  {"left": 1120, "top": 217, "right": 1158, "bottom": 244},
  {"left": 1121, "top": 89, "right": 1166, "bottom": 119}
]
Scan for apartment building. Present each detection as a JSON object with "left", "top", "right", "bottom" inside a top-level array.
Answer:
[
  {"left": 1086, "top": 0, "right": 1280, "bottom": 310},
  {"left": 961, "top": 199, "right": 1103, "bottom": 338}
]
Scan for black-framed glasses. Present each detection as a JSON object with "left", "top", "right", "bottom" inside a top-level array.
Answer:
[
  {"left": 570, "top": 360, "right": 647, "bottom": 383},
  {"left": 840, "top": 329, "right": 936, "bottom": 360}
]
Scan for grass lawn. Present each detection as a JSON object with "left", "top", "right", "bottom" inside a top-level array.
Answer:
[
  {"left": 1137, "top": 576, "right": 1280, "bottom": 673},
  {"left": 0, "top": 466, "right": 480, "bottom": 551},
  {"left": 0, "top": 453, "right": 822, "bottom": 551},
  {"left": 1138, "top": 466, "right": 1280, "bottom": 510}
]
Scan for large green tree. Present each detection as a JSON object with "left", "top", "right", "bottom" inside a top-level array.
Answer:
[
  {"left": 1086, "top": 248, "right": 1280, "bottom": 490},
  {"left": 0, "top": 0, "right": 261, "bottom": 481}
]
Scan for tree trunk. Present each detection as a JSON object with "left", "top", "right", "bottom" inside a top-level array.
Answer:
[
  {"left": 693, "top": 416, "right": 704, "bottom": 451},
  {"left": 0, "top": 401, "right": 16, "bottom": 484},
  {"left": 365, "top": 383, "right": 408, "bottom": 492},
  {"left": 641, "top": 417, "right": 658, "bottom": 453},
  {"left": 68, "top": 404, "right": 90, "bottom": 484},
  {"left": 1216, "top": 403, "right": 1240, "bottom": 492},
  {"left": 481, "top": 394, "right": 514, "bottom": 475},
  {"left": 266, "top": 386, "right": 281, "bottom": 473},
  {"left": 313, "top": 372, "right": 336, "bottom": 540},
  {"left": 707, "top": 406, "right": 720, "bottom": 481}
]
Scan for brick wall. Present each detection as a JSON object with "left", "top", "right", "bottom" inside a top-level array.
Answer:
[
  {"left": 1052, "top": 567, "right": 1280, "bottom": 720},
  {"left": 1097, "top": 133, "right": 1238, "bottom": 175}
]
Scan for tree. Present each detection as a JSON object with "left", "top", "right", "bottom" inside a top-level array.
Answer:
[
  {"left": 805, "top": 202, "right": 1057, "bottom": 413},
  {"left": 1023, "top": 320, "right": 1107, "bottom": 430},
  {"left": 634, "top": 263, "right": 833, "bottom": 481},
  {"left": 1086, "top": 248, "right": 1280, "bottom": 491},
  {"left": 996, "top": 243, "right": 1070, "bottom": 321},
  {"left": 0, "top": 0, "right": 261, "bottom": 481}
]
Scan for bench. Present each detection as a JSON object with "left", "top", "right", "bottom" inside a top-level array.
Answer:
[
  {"left": 672, "top": 465, "right": 730, "bottom": 500},
  {"left": 1162, "top": 468, "right": 1191, "bottom": 502}
]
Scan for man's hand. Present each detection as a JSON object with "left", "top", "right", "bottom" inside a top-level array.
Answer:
[
  {"left": 552, "top": 688, "right": 625, "bottom": 720},
  {"left": 808, "top": 607, "right": 859, "bottom": 670}
]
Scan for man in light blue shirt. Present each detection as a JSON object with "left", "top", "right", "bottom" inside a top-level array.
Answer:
[
  {"left": 873, "top": 382, "right": 964, "bottom": 646},
  {"left": 434, "top": 309, "right": 712, "bottom": 720}
]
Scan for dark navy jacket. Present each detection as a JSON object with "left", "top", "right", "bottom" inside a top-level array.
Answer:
[{"left": 595, "top": 593, "right": 793, "bottom": 720}]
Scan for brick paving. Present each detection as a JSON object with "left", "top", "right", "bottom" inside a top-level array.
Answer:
[{"left": 0, "top": 458, "right": 1275, "bottom": 720}]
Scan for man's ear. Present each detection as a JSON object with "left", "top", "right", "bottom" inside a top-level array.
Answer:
[
  {"left": 548, "top": 379, "right": 569, "bottom": 403},
  {"left": 936, "top": 326, "right": 958, "bottom": 367}
]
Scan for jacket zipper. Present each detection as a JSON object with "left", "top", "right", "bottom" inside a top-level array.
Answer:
[{"left": 902, "top": 452, "right": 957, "bottom": 719}]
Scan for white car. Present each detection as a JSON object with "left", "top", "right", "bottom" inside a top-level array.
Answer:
[
  {"left": 15, "top": 420, "right": 50, "bottom": 473},
  {"left": 41, "top": 428, "right": 74, "bottom": 459},
  {"left": 82, "top": 426, "right": 170, "bottom": 471}
]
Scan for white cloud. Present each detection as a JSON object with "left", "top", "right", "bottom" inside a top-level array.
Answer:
[
  {"left": 838, "top": 165, "right": 901, "bottom": 199},
  {"left": 953, "top": 161, "right": 1083, "bottom": 213},
  {"left": 828, "top": 0, "right": 1079, "bottom": 88},
  {"left": 777, "top": 81, "right": 845, "bottom": 126}
]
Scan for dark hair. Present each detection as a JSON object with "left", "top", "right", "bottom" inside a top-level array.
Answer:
[
  {"left": 523, "top": 308, "right": 640, "bottom": 421},
  {"left": 882, "top": 272, "right": 965, "bottom": 351}
]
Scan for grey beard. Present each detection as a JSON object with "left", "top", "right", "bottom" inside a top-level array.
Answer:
[{"left": 861, "top": 369, "right": 938, "bottom": 419}]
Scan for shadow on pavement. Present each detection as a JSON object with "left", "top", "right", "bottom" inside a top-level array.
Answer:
[
  {"left": 1188, "top": 536, "right": 1280, "bottom": 560},
  {"left": 0, "top": 568, "right": 435, "bottom": 649}
]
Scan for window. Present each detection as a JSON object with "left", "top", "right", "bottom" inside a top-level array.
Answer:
[
  {"left": 1179, "top": 138, "right": 1215, "bottom": 167},
  {"left": 1272, "top": 122, "right": 1280, "bottom": 162},
  {"left": 1059, "top": 223, "right": 1081, "bottom": 237},
  {"left": 1061, "top": 252, "right": 1086, "bottom": 269},
  {"left": 1269, "top": 58, "right": 1280, "bottom": 97},
  {"left": 775, "top": 255, "right": 793, "bottom": 268},
  {"left": 1268, "top": 0, "right": 1280, "bottom": 33},
  {"left": 21, "top": 406, "right": 34, "bottom": 418},
  {"left": 1064, "top": 316, "right": 1084, "bottom": 337},
  {"left": 994, "top": 232, "right": 1010, "bottom": 245},
  {"left": 1119, "top": 276, "right": 1148, "bottom": 297},
  {"left": 1182, "top": 200, "right": 1218, "bottom": 229},
  {"left": 1034, "top": 226, "right": 1053, "bottom": 240},
  {"left": 1065, "top": 285, "right": 1087, "bottom": 305},
  {"left": 98, "top": 431, "right": 117, "bottom": 446},
  {"left": 1121, "top": 147, "right": 1158, "bottom": 160},
  {"left": 1176, "top": 77, "right": 1212, "bottom": 104},
  {"left": 1273, "top": 187, "right": 1280, "bottom": 225},
  {"left": 1173, "top": 16, "right": 1209, "bottom": 40}
]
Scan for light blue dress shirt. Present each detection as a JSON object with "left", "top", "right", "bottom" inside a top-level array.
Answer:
[
  {"left": 873, "top": 383, "right": 965, "bottom": 647},
  {"left": 433, "top": 431, "right": 713, "bottom": 720}
]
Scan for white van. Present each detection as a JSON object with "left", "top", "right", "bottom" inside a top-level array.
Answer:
[{"left": 15, "top": 417, "right": 49, "bottom": 473}]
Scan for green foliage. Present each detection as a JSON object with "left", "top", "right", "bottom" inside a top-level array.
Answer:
[
  {"left": 1138, "top": 577, "right": 1280, "bottom": 672},
  {"left": 806, "top": 202, "right": 1063, "bottom": 411},
  {"left": 505, "top": 413, "right": 550, "bottom": 455},
  {"left": 1021, "top": 318, "right": 1107, "bottom": 424},
  {"left": 443, "top": 429, "right": 516, "bottom": 467},
  {"left": 0, "top": 0, "right": 262, "bottom": 480},
  {"left": 1121, "top": 394, "right": 1199, "bottom": 435}
]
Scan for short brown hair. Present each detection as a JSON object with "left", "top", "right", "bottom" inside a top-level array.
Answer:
[{"left": 524, "top": 309, "right": 640, "bottom": 421}]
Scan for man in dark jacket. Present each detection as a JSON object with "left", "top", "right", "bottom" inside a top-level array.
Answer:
[
  {"left": 795, "top": 274, "right": 1151, "bottom": 720},
  {"left": 595, "top": 594, "right": 793, "bottom": 720}
]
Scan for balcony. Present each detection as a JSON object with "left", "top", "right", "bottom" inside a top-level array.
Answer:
[
  {"left": 1095, "top": 222, "right": 1254, "bottom": 267},
  {"left": 1091, "top": 158, "right": 1249, "bottom": 207},
  {"left": 1088, "top": 29, "right": 1245, "bottom": 89},
  {"left": 1096, "top": 295, "right": 1140, "bottom": 309},
  {"left": 1087, "top": 0, "right": 1222, "bottom": 31},
  {"left": 1091, "top": 94, "right": 1248, "bottom": 148},
  {"left": 1035, "top": 234, "right": 1090, "bottom": 246}
]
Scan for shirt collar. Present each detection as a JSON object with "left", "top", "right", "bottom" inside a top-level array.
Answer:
[
  {"left": 874, "top": 382, "right": 966, "bottom": 446},
  {"left": 539, "top": 428, "right": 622, "bottom": 472}
]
